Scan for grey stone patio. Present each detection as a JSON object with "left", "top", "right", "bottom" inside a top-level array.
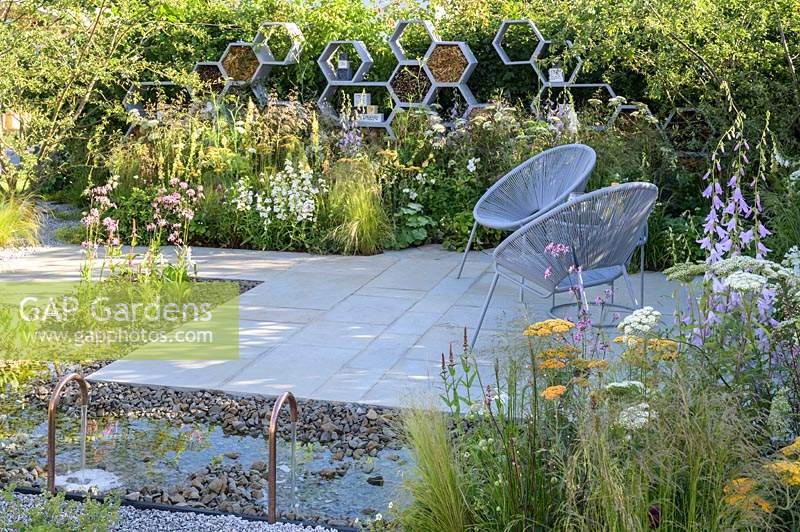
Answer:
[{"left": 1, "top": 244, "right": 677, "bottom": 407}]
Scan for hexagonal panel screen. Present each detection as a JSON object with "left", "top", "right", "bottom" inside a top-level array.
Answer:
[
  {"left": 222, "top": 84, "right": 260, "bottom": 109},
  {"left": 427, "top": 44, "right": 469, "bottom": 83},
  {"left": 396, "top": 22, "right": 435, "bottom": 61},
  {"left": 537, "top": 85, "right": 616, "bottom": 131},
  {"left": 612, "top": 104, "right": 660, "bottom": 134},
  {"left": 536, "top": 41, "right": 581, "bottom": 84},
  {"left": 664, "top": 108, "right": 713, "bottom": 155},
  {"left": 428, "top": 87, "right": 468, "bottom": 123},
  {"left": 500, "top": 23, "right": 542, "bottom": 63},
  {"left": 390, "top": 65, "right": 431, "bottom": 105},
  {"left": 324, "top": 43, "right": 365, "bottom": 82},
  {"left": 194, "top": 63, "right": 226, "bottom": 93},
  {"left": 333, "top": 86, "right": 394, "bottom": 123},
  {"left": 222, "top": 45, "right": 261, "bottom": 81},
  {"left": 257, "top": 26, "right": 292, "bottom": 62}
]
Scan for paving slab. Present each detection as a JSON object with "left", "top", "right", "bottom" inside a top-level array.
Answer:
[{"left": 1, "top": 244, "right": 679, "bottom": 408}]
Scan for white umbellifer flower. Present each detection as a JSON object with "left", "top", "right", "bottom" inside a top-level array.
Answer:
[
  {"left": 724, "top": 271, "right": 767, "bottom": 292},
  {"left": 617, "top": 306, "right": 661, "bottom": 335},
  {"left": 617, "top": 402, "right": 654, "bottom": 430},
  {"left": 467, "top": 157, "right": 480, "bottom": 173},
  {"left": 433, "top": 5, "right": 446, "bottom": 21},
  {"left": 783, "top": 246, "right": 800, "bottom": 275},
  {"left": 604, "top": 380, "right": 645, "bottom": 394}
]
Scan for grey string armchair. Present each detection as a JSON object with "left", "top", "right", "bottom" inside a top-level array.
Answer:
[
  {"left": 456, "top": 144, "right": 596, "bottom": 279},
  {"left": 471, "top": 182, "right": 658, "bottom": 347}
]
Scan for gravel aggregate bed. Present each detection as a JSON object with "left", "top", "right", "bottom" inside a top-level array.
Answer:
[
  {"left": 0, "top": 201, "right": 79, "bottom": 263},
  {"left": 0, "top": 492, "right": 337, "bottom": 532}
]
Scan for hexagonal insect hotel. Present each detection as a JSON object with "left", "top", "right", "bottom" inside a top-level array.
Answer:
[{"left": 220, "top": 41, "right": 272, "bottom": 84}]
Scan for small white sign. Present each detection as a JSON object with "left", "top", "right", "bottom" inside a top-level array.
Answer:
[
  {"left": 353, "top": 93, "right": 371, "bottom": 108},
  {"left": 549, "top": 67, "right": 565, "bottom": 83},
  {"left": 357, "top": 113, "right": 384, "bottom": 123}
]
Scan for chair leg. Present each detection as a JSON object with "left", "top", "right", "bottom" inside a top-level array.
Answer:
[
  {"left": 456, "top": 220, "right": 479, "bottom": 279},
  {"left": 621, "top": 267, "right": 639, "bottom": 308},
  {"left": 519, "top": 277, "right": 525, "bottom": 303},
  {"left": 471, "top": 272, "right": 499, "bottom": 349},
  {"left": 639, "top": 244, "right": 645, "bottom": 307}
]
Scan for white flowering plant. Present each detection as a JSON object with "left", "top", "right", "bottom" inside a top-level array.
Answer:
[{"left": 228, "top": 159, "right": 326, "bottom": 250}]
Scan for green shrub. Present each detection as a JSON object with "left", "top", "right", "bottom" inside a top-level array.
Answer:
[{"left": 440, "top": 210, "right": 504, "bottom": 252}]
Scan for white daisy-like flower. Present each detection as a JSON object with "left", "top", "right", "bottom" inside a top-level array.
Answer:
[
  {"left": 467, "top": 157, "right": 480, "bottom": 173},
  {"left": 783, "top": 246, "right": 800, "bottom": 275},
  {"left": 724, "top": 271, "right": 767, "bottom": 292}
]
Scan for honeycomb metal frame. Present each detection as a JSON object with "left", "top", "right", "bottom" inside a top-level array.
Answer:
[
  {"left": 253, "top": 22, "right": 304, "bottom": 66},
  {"left": 659, "top": 107, "right": 713, "bottom": 157},
  {"left": 317, "top": 20, "right": 483, "bottom": 137}
]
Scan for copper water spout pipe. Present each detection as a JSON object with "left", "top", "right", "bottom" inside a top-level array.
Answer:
[
  {"left": 267, "top": 391, "right": 299, "bottom": 523},
  {"left": 47, "top": 373, "right": 90, "bottom": 494}
]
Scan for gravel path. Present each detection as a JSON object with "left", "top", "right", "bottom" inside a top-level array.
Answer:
[{"left": 0, "top": 492, "right": 338, "bottom": 532}]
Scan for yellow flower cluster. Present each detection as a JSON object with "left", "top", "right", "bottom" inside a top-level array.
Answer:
[
  {"left": 538, "top": 346, "right": 581, "bottom": 359},
  {"left": 540, "top": 385, "right": 567, "bottom": 400},
  {"left": 763, "top": 438, "right": 800, "bottom": 487},
  {"left": 572, "top": 359, "right": 610, "bottom": 371},
  {"left": 723, "top": 477, "right": 773, "bottom": 513},
  {"left": 765, "top": 460, "right": 800, "bottom": 487},
  {"left": 781, "top": 436, "right": 800, "bottom": 458},
  {"left": 524, "top": 319, "right": 575, "bottom": 337},
  {"left": 614, "top": 335, "right": 680, "bottom": 362},
  {"left": 538, "top": 359, "right": 566, "bottom": 370}
]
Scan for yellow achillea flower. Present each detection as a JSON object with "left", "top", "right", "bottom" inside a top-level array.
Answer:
[
  {"left": 538, "top": 346, "right": 580, "bottom": 360},
  {"left": 723, "top": 478, "right": 773, "bottom": 513},
  {"left": 765, "top": 460, "right": 800, "bottom": 487},
  {"left": 540, "top": 385, "right": 567, "bottom": 400},
  {"left": 780, "top": 437, "right": 800, "bottom": 458},
  {"left": 524, "top": 319, "right": 575, "bottom": 337},
  {"left": 573, "top": 359, "right": 610, "bottom": 371},
  {"left": 539, "top": 359, "right": 566, "bottom": 370},
  {"left": 572, "top": 376, "right": 589, "bottom": 387},
  {"left": 614, "top": 336, "right": 679, "bottom": 360}
]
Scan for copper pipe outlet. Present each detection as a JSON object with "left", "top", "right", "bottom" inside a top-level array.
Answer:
[
  {"left": 267, "top": 391, "right": 299, "bottom": 523},
  {"left": 47, "top": 373, "right": 90, "bottom": 494}
]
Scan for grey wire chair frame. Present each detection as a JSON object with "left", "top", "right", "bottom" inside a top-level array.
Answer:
[
  {"left": 456, "top": 144, "right": 597, "bottom": 279},
  {"left": 471, "top": 182, "right": 659, "bottom": 347}
]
